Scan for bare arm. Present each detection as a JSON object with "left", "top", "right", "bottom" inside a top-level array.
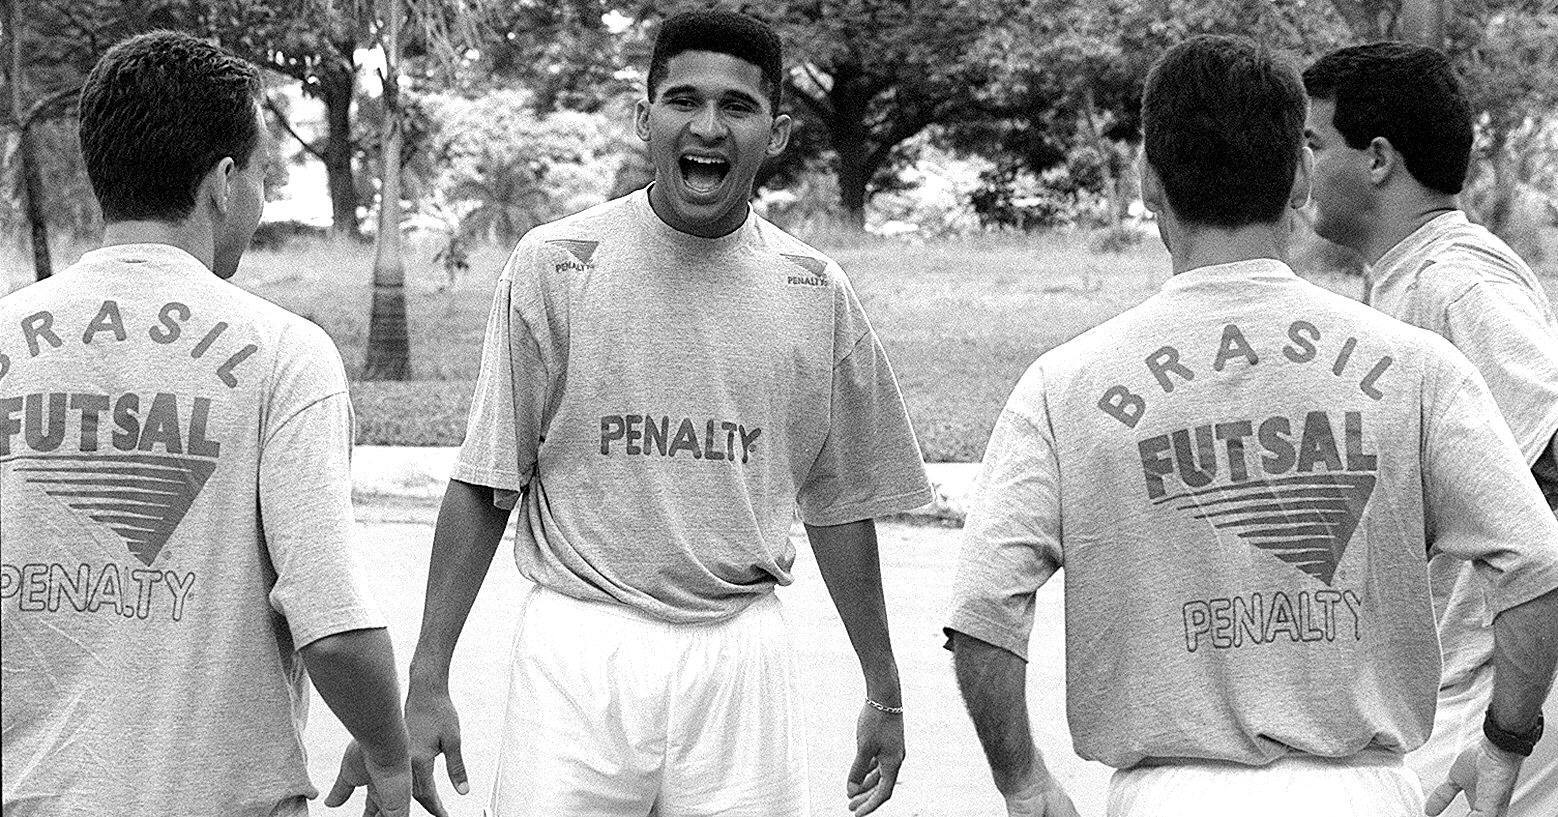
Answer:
[
  {"left": 1530, "top": 430, "right": 1558, "bottom": 511},
  {"left": 1489, "top": 585, "right": 1558, "bottom": 736},
  {"left": 806, "top": 519, "right": 900, "bottom": 704},
  {"left": 952, "top": 631, "right": 1078, "bottom": 816},
  {"left": 951, "top": 630, "right": 1036, "bottom": 792},
  {"left": 404, "top": 478, "right": 512, "bottom": 817},
  {"left": 408, "top": 478, "right": 511, "bottom": 684},
  {"left": 305, "top": 628, "right": 412, "bottom": 815},
  {"left": 303, "top": 628, "right": 410, "bottom": 763},
  {"left": 805, "top": 518, "right": 902, "bottom": 816}
]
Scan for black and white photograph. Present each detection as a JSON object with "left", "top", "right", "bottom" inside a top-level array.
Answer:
[{"left": 2, "top": 1, "right": 1556, "bottom": 816}]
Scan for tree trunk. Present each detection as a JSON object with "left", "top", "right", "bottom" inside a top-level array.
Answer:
[
  {"left": 362, "top": 0, "right": 410, "bottom": 381},
  {"left": 20, "top": 122, "right": 51, "bottom": 279},
  {"left": 1397, "top": 0, "right": 1445, "bottom": 47},
  {"left": 6, "top": 0, "right": 51, "bottom": 279},
  {"left": 1081, "top": 85, "right": 1122, "bottom": 229},
  {"left": 318, "top": 51, "right": 362, "bottom": 240},
  {"left": 829, "top": 74, "right": 870, "bottom": 229}
]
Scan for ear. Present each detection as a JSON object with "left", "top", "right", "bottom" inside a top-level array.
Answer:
[
  {"left": 766, "top": 113, "right": 792, "bottom": 158},
  {"left": 203, "top": 156, "right": 237, "bottom": 219},
  {"left": 634, "top": 97, "right": 652, "bottom": 143},
  {"left": 1139, "top": 154, "right": 1165, "bottom": 215},
  {"left": 1291, "top": 145, "right": 1314, "bottom": 210},
  {"left": 1366, "top": 136, "right": 1396, "bottom": 186}
]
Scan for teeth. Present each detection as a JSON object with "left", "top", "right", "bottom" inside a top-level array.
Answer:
[{"left": 684, "top": 156, "right": 726, "bottom": 164}]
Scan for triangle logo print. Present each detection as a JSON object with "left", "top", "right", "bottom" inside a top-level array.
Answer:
[
  {"left": 546, "top": 240, "right": 598, "bottom": 265},
  {"left": 1154, "top": 473, "right": 1376, "bottom": 585},
  {"left": 781, "top": 254, "right": 827, "bottom": 278},
  {"left": 8, "top": 453, "right": 217, "bottom": 565}
]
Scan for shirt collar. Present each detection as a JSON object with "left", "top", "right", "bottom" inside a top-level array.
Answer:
[
  {"left": 1161, "top": 257, "right": 1298, "bottom": 293},
  {"left": 1372, "top": 210, "right": 1467, "bottom": 280},
  {"left": 633, "top": 186, "right": 755, "bottom": 253},
  {"left": 72, "top": 242, "right": 212, "bottom": 278}
]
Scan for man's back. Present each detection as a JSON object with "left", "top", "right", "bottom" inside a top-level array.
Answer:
[
  {"left": 1, "top": 244, "right": 378, "bottom": 815},
  {"left": 954, "top": 259, "right": 1558, "bottom": 768}
]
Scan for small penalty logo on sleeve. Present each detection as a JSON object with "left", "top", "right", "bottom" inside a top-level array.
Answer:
[
  {"left": 547, "top": 240, "right": 598, "bottom": 273},
  {"left": 783, "top": 254, "right": 828, "bottom": 287}
]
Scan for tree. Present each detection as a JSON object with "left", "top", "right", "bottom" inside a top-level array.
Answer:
[
  {"left": 195, "top": 0, "right": 370, "bottom": 239},
  {"left": 359, "top": 0, "right": 489, "bottom": 381},
  {"left": 3, "top": 0, "right": 190, "bottom": 278}
]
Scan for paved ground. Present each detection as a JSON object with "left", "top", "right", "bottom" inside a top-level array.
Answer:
[{"left": 305, "top": 498, "right": 1113, "bottom": 817}]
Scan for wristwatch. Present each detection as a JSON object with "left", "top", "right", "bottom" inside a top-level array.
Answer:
[{"left": 1484, "top": 710, "right": 1544, "bottom": 757}]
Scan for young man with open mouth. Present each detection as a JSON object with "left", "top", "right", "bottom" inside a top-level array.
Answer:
[{"left": 403, "top": 10, "right": 931, "bottom": 817}]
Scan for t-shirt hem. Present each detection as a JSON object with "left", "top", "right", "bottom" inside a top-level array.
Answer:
[
  {"left": 800, "top": 485, "right": 935, "bottom": 527},
  {"left": 289, "top": 609, "right": 388, "bottom": 651},
  {"left": 449, "top": 460, "right": 527, "bottom": 492},
  {"left": 943, "top": 608, "right": 1030, "bottom": 662},
  {"left": 1488, "top": 560, "right": 1558, "bottom": 618}
]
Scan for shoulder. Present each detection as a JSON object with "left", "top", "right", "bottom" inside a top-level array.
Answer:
[
  {"left": 748, "top": 216, "right": 849, "bottom": 289},
  {"left": 0, "top": 265, "right": 75, "bottom": 319},
  {"left": 522, "top": 196, "right": 635, "bottom": 257},
  {"left": 1413, "top": 225, "right": 1541, "bottom": 303}
]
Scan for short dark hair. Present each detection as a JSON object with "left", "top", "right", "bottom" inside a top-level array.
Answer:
[
  {"left": 1142, "top": 35, "right": 1306, "bottom": 229},
  {"left": 79, "top": 30, "right": 262, "bottom": 223},
  {"left": 648, "top": 10, "right": 783, "bottom": 112},
  {"left": 1303, "top": 42, "right": 1472, "bottom": 195}
]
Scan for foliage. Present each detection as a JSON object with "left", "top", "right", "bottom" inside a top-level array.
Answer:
[{"left": 412, "top": 91, "right": 629, "bottom": 272}]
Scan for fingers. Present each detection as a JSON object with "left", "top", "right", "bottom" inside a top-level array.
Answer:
[
  {"left": 847, "top": 742, "right": 875, "bottom": 787},
  {"left": 325, "top": 769, "right": 356, "bottom": 808},
  {"left": 411, "top": 754, "right": 450, "bottom": 817},
  {"left": 1052, "top": 787, "right": 1084, "bottom": 817},
  {"left": 445, "top": 736, "right": 471, "bottom": 795},
  {"left": 1425, "top": 780, "right": 1462, "bottom": 816},
  {"left": 852, "top": 759, "right": 900, "bottom": 816}
]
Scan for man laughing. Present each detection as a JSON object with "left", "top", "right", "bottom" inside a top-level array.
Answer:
[{"left": 402, "top": 10, "right": 931, "bottom": 817}]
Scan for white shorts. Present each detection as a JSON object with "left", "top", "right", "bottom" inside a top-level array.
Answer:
[
  {"left": 488, "top": 585, "right": 808, "bottom": 817},
  {"left": 1107, "top": 753, "right": 1424, "bottom": 817},
  {"left": 1407, "top": 665, "right": 1558, "bottom": 817}
]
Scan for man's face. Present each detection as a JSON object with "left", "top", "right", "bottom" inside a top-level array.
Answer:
[
  {"left": 636, "top": 49, "right": 790, "bottom": 238},
  {"left": 1304, "top": 97, "right": 1376, "bottom": 251},
  {"left": 211, "top": 103, "right": 269, "bottom": 279}
]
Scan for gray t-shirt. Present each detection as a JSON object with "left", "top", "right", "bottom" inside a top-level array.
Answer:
[
  {"left": 454, "top": 189, "right": 932, "bottom": 623},
  {"left": 1, "top": 244, "right": 381, "bottom": 815},
  {"left": 946, "top": 259, "right": 1558, "bottom": 769},
  {"left": 1370, "top": 210, "right": 1558, "bottom": 689}
]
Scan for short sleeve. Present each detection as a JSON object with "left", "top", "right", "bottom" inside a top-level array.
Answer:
[
  {"left": 795, "top": 325, "right": 932, "bottom": 526},
  {"left": 1440, "top": 281, "right": 1558, "bottom": 465},
  {"left": 260, "top": 390, "right": 384, "bottom": 648},
  {"left": 1424, "top": 357, "right": 1558, "bottom": 616},
  {"left": 450, "top": 245, "right": 552, "bottom": 508},
  {"left": 944, "top": 368, "right": 1063, "bottom": 661}
]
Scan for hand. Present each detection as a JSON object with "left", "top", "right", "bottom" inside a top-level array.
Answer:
[
  {"left": 846, "top": 702, "right": 905, "bottom": 816},
  {"left": 324, "top": 740, "right": 411, "bottom": 817},
  {"left": 1425, "top": 737, "right": 1524, "bottom": 817},
  {"left": 1002, "top": 766, "right": 1080, "bottom": 817},
  {"left": 405, "top": 682, "right": 471, "bottom": 817}
]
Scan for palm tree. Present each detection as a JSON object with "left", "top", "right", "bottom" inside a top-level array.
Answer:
[{"left": 359, "top": 0, "right": 486, "bottom": 380}]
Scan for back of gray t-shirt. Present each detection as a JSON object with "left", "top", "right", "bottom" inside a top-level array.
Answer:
[{"left": 1, "top": 244, "right": 381, "bottom": 815}]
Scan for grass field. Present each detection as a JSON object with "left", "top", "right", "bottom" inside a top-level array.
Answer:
[{"left": 5, "top": 226, "right": 1555, "bottom": 461}]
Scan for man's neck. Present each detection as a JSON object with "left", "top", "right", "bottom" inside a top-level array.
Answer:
[
  {"left": 1361, "top": 196, "right": 1458, "bottom": 266},
  {"left": 1169, "top": 220, "right": 1288, "bottom": 275},
  {"left": 100, "top": 220, "right": 216, "bottom": 273}
]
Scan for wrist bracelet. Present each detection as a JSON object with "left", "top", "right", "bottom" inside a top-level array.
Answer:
[
  {"left": 865, "top": 698, "right": 904, "bottom": 714},
  {"left": 1484, "top": 710, "right": 1543, "bottom": 757}
]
